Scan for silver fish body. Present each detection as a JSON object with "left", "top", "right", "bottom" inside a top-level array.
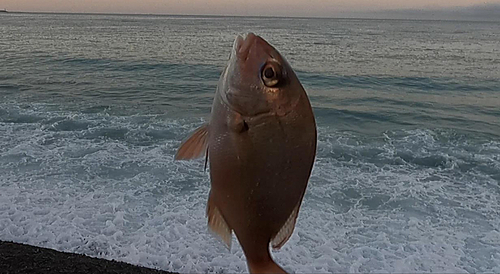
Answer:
[{"left": 176, "top": 33, "right": 316, "bottom": 273}]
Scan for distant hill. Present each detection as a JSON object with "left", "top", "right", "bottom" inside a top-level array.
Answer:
[{"left": 362, "top": 3, "right": 500, "bottom": 21}]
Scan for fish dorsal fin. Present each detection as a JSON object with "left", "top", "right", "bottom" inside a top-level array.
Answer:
[
  {"left": 175, "top": 124, "right": 209, "bottom": 160},
  {"left": 271, "top": 202, "right": 300, "bottom": 250},
  {"left": 207, "top": 195, "right": 232, "bottom": 249}
]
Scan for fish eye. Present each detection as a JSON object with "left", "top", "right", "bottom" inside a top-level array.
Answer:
[
  {"left": 261, "top": 61, "right": 282, "bottom": 87},
  {"left": 264, "top": 67, "right": 275, "bottom": 79}
]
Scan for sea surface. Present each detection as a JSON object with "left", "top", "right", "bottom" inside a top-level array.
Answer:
[{"left": 1, "top": 13, "right": 499, "bottom": 273}]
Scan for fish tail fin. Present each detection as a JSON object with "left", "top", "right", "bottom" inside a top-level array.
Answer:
[{"left": 248, "top": 258, "right": 287, "bottom": 274}]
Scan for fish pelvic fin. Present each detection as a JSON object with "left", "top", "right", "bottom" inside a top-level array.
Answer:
[
  {"left": 175, "top": 124, "right": 209, "bottom": 160},
  {"left": 271, "top": 202, "right": 300, "bottom": 250},
  {"left": 207, "top": 195, "right": 232, "bottom": 249}
]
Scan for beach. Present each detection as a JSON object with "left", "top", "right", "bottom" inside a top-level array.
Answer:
[{"left": 0, "top": 240, "right": 174, "bottom": 274}]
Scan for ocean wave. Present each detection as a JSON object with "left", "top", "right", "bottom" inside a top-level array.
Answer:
[
  {"left": 298, "top": 73, "right": 500, "bottom": 93},
  {"left": 1, "top": 103, "right": 499, "bottom": 272}
]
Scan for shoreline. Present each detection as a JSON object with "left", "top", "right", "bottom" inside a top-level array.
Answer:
[{"left": 0, "top": 240, "right": 176, "bottom": 274}]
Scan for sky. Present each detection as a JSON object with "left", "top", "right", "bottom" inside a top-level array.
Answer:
[{"left": 2, "top": 0, "right": 500, "bottom": 18}]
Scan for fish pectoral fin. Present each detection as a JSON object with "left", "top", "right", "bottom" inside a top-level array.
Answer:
[
  {"left": 207, "top": 197, "right": 232, "bottom": 249},
  {"left": 175, "top": 124, "right": 209, "bottom": 160},
  {"left": 271, "top": 202, "right": 300, "bottom": 250}
]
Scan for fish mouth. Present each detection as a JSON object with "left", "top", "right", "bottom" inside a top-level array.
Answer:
[{"left": 232, "top": 33, "right": 257, "bottom": 61}]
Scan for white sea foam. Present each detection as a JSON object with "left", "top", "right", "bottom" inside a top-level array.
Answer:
[{"left": 1, "top": 104, "right": 499, "bottom": 273}]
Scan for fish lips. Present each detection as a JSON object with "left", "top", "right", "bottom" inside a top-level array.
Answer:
[{"left": 232, "top": 33, "right": 259, "bottom": 61}]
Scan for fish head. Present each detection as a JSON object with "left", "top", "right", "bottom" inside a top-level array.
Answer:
[{"left": 219, "top": 33, "right": 305, "bottom": 117}]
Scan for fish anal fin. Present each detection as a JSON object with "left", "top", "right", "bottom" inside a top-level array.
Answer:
[
  {"left": 175, "top": 124, "right": 209, "bottom": 160},
  {"left": 207, "top": 196, "right": 232, "bottom": 249},
  {"left": 271, "top": 203, "right": 300, "bottom": 250}
]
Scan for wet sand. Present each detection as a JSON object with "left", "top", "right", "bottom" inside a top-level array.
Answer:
[{"left": 0, "top": 240, "right": 176, "bottom": 274}]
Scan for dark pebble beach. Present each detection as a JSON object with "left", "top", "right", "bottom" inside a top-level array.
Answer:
[{"left": 0, "top": 241, "right": 176, "bottom": 274}]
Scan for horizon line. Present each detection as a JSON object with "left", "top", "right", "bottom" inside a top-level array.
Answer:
[{"left": 2, "top": 10, "right": 500, "bottom": 23}]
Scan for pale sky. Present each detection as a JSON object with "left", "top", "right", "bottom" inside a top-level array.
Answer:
[{"left": 3, "top": 0, "right": 500, "bottom": 17}]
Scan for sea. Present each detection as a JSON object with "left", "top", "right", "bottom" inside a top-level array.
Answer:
[{"left": 1, "top": 13, "right": 499, "bottom": 273}]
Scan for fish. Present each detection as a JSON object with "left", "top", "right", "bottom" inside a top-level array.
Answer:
[{"left": 175, "top": 33, "right": 316, "bottom": 273}]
